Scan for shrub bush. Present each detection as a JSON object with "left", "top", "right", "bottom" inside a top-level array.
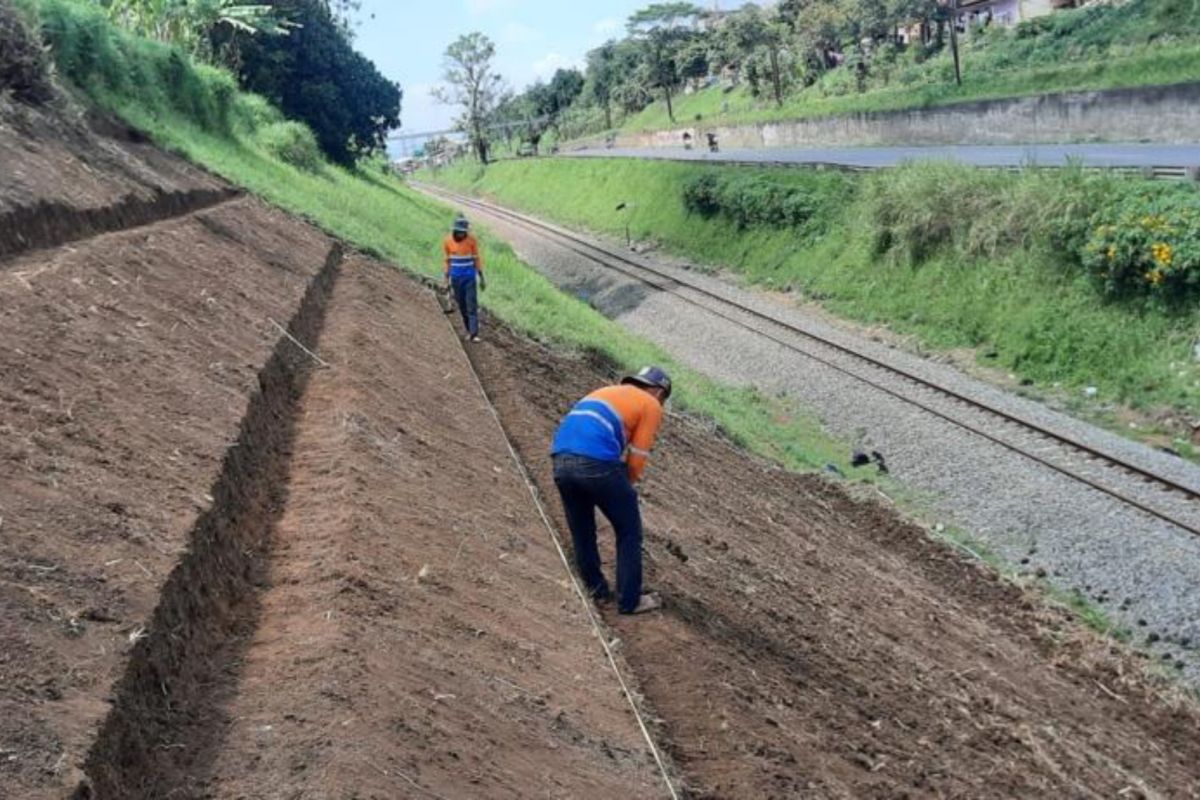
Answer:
[
  {"left": 0, "top": 0, "right": 53, "bottom": 103},
  {"left": 681, "top": 171, "right": 842, "bottom": 229},
  {"left": 862, "top": 163, "right": 1129, "bottom": 264},
  {"left": 33, "top": 0, "right": 239, "bottom": 134},
  {"left": 232, "top": 91, "right": 283, "bottom": 136},
  {"left": 256, "top": 120, "right": 323, "bottom": 172},
  {"left": 1082, "top": 186, "right": 1200, "bottom": 303},
  {"left": 681, "top": 172, "right": 721, "bottom": 217}
]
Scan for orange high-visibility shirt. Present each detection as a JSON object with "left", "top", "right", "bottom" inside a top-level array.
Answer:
[
  {"left": 444, "top": 234, "right": 483, "bottom": 278},
  {"left": 551, "top": 383, "right": 664, "bottom": 483}
]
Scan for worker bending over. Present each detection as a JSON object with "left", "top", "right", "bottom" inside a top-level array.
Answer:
[
  {"left": 443, "top": 214, "right": 486, "bottom": 342},
  {"left": 551, "top": 367, "right": 672, "bottom": 614}
]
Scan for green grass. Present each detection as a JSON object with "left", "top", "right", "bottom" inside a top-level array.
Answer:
[
  {"left": 582, "top": 0, "right": 1200, "bottom": 137},
  {"left": 1053, "top": 587, "right": 1133, "bottom": 643},
  {"left": 425, "top": 157, "right": 1200, "bottom": 425},
  {"left": 20, "top": 0, "right": 855, "bottom": 481}
]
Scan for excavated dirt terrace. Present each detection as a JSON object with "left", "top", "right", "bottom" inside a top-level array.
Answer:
[
  {"left": 2, "top": 104, "right": 1200, "bottom": 799},
  {"left": 468, "top": 325, "right": 1200, "bottom": 799},
  {"left": 1, "top": 106, "right": 664, "bottom": 799}
]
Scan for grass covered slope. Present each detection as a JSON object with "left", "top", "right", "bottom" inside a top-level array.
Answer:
[
  {"left": 616, "top": 0, "right": 1200, "bottom": 134},
  {"left": 426, "top": 157, "right": 1200, "bottom": 443},
  {"left": 13, "top": 0, "right": 851, "bottom": 476}
]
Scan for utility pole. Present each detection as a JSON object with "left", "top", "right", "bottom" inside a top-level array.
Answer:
[{"left": 949, "top": 0, "right": 963, "bottom": 86}]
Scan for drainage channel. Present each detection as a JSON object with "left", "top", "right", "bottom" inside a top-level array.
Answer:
[
  {"left": 0, "top": 188, "right": 242, "bottom": 264},
  {"left": 73, "top": 243, "right": 343, "bottom": 799}
]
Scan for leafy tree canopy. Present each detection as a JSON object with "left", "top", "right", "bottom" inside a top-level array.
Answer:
[{"left": 220, "top": 0, "right": 402, "bottom": 165}]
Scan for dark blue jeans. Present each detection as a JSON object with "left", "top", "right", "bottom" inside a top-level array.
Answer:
[
  {"left": 450, "top": 274, "right": 478, "bottom": 337},
  {"left": 552, "top": 454, "right": 643, "bottom": 613}
]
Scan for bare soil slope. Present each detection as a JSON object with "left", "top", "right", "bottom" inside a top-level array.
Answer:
[
  {"left": 4, "top": 99, "right": 1200, "bottom": 800},
  {"left": 469, "top": 323, "right": 1200, "bottom": 799},
  {"left": 1, "top": 109, "right": 665, "bottom": 798},
  {"left": 0, "top": 193, "right": 332, "bottom": 796}
]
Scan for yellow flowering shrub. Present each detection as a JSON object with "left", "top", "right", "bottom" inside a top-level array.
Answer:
[{"left": 1083, "top": 190, "right": 1200, "bottom": 302}]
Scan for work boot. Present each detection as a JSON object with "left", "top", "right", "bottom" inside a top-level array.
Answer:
[{"left": 621, "top": 592, "right": 662, "bottom": 615}]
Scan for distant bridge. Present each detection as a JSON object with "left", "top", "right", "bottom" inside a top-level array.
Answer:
[{"left": 385, "top": 116, "right": 554, "bottom": 156}]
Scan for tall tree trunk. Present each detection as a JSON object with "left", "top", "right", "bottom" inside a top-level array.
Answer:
[
  {"left": 769, "top": 48, "right": 783, "bottom": 108},
  {"left": 604, "top": 100, "right": 612, "bottom": 129},
  {"left": 949, "top": 0, "right": 962, "bottom": 87},
  {"left": 474, "top": 124, "right": 488, "bottom": 164},
  {"left": 665, "top": 86, "right": 674, "bottom": 123}
]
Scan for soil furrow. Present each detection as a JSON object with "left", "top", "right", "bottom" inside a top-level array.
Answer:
[
  {"left": 0, "top": 188, "right": 241, "bottom": 264},
  {"left": 1, "top": 194, "right": 334, "bottom": 798},
  {"left": 192, "top": 257, "right": 667, "bottom": 799},
  {"left": 74, "top": 243, "right": 344, "bottom": 799}
]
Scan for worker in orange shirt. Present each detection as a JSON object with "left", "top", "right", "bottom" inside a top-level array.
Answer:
[
  {"left": 443, "top": 214, "right": 486, "bottom": 342},
  {"left": 551, "top": 367, "right": 671, "bottom": 614}
]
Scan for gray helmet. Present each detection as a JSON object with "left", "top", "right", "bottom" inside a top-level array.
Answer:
[
  {"left": 621, "top": 365, "right": 672, "bottom": 400},
  {"left": 452, "top": 214, "right": 469, "bottom": 233}
]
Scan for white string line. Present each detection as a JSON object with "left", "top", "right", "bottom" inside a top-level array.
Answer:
[{"left": 438, "top": 297, "right": 681, "bottom": 800}]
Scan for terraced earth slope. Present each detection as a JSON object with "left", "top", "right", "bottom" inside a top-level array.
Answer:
[{"left": 2, "top": 100, "right": 1199, "bottom": 800}]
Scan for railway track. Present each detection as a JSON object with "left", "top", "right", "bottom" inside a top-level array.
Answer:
[{"left": 418, "top": 182, "right": 1200, "bottom": 538}]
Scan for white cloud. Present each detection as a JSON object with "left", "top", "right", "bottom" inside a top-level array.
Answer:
[
  {"left": 397, "top": 82, "right": 456, "bottom": 135},
  {"left": 500, "top": 21, "right": 540, "bottom": 45},
  {"left": 530, "top": 51, "right": 581, "bottom": 80},
  {"left": 593, "top": 17, "right": 621, "bottom": 37}
]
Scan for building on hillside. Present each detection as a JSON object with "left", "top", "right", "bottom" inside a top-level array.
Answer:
[{"left": 952, "top": 0, "right": 1068, "bottom": 29}]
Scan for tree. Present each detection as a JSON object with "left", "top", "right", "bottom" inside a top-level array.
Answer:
[
  {"left": 434, "top": 32, "right": 503, "bottom": 164},
  {"left": 627, "top": 2, "right": 701, "bottom": 124},
  {"left": 677, "top": 37, "right": 710, "bottom": 89},
  {"left": 222, "top": 0, "right": 402, "bottom": 165},
  {"left": 494, "top": 84, "right": 549, "bottom": 153},
  {"left": 781, "top": 0, "right": 848, "bottom": 79},
  {"left": 608, "top": 38, "right": 654, "bottom": 116},
  {"left": 721, "top": 5, "right": 788, "bottom": 106},
  {"left": 547, "top": 67, "right": 585, "bottom": 119},
  {"left": 491, "top": 67, "right": 582, "bottom": 153},
  {"left": 325, "top": 0, "right": 361, "bottom": 40},
  {"left": 104, "top": 0, "right": 295, "bottom": 61},
  {"left": 585, "top": 41, "right": 620, "bottom": 128}
]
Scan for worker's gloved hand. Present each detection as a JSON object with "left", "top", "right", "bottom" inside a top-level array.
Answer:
[{"left": 478, "top": 273, "right": 487, "bottom": 292}]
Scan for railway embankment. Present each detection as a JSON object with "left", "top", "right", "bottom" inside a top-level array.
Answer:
[
  {"left": 425, "top": 157, "right": 1200, "bottom": 459},
  {"left": 415, "top": 177, "right": 1200, "bottom": 685}
]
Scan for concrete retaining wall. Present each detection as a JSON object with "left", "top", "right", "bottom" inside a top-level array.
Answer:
[{"left": 591, "top": 82, "right": 1200, "bottom": 151}]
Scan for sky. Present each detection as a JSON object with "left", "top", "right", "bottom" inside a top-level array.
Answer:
[{"left": 352, "top": 0, "right": 731, "bottom": 150}]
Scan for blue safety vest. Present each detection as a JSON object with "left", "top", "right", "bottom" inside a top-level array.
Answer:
[
  {"left": 448, "top": 253, "right": 478, "bottom": 280},
  {"left": 551, "top": 397, "right": 626, "bottom": 462}
]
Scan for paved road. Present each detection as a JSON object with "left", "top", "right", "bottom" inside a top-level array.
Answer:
[{"left": 567, "top": 143, "right": 1200, "bottom": 170}]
